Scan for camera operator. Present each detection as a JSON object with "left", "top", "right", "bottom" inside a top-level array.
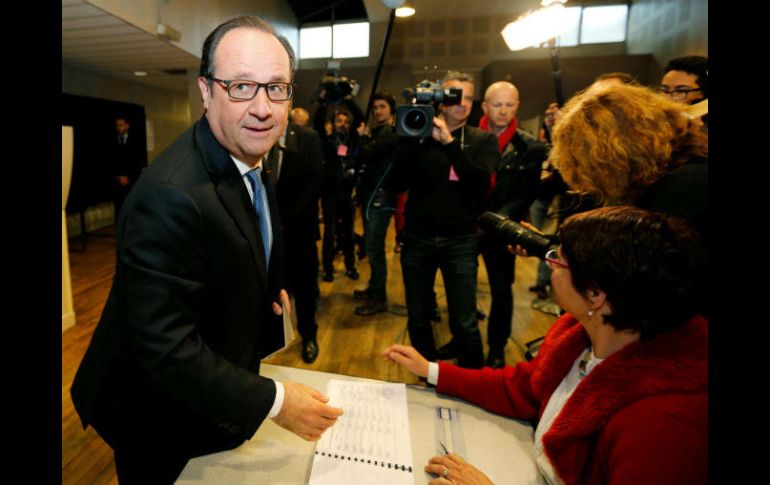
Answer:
[
  {"left": 477, "top": 81, "right": 547, "bottom": 368},
  {"left": 311, "top": 75, "right": 367, "bottom": 282},
  {"left": 352, "top": 92, "right": 399, "bottom": 315},
  {"left": 385, "top": 71, "right": 498, "bottom": 369}
]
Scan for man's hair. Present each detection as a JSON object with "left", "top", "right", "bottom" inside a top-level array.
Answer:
[
  {"left": 664, "top": 56, "right": 708, "bottom": 98},
  {"left": 442, "top": 70, "right": 474, "bottom": 85},
  {"left": 199, "top": 16, "right": 296, "bottom": 89},
  {"left": 594, "top": 71, "right": 635, "bottom": 84},
  {"left": 558, "top": 206, "right": 706, "bottom": 340},
  {"left": 548, "top": 83, "right": 707, "bottom": 203},
  {"left": 372, "top": 91, "right": 396, "bottom": 114}
]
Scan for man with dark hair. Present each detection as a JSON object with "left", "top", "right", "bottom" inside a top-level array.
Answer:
[
  {"left": 319, "top": 110, "right": 361, "bottom": 281},
  {"left": 353, "top": 91, "right": 399, "bottom": 315},
  {"left": 71, "top": 16, "right": 342, "bottom": 484},
  {"left": 659, "top": 55, "right": 708, "bottom": 103},
  {"left": 386, "top": 71, "right": 498, "bottom": 368},
  {"left": 110, "top": 116, "right": 147, "bottom": 222}
]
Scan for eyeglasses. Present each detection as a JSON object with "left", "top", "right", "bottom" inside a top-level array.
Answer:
[
  {"left": 545, "top": 248, "right": 569, "bottom": 269},
  {"left": 655, "top": 85, "right": 701, "bottom": 101},
  {"left": 207, "top": 77, "right": 296, "bottom": 101}
]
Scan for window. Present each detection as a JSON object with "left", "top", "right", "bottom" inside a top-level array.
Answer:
[
  {"left": 580, "top": 5, "right": 628, "bottom": 44},
  {"left": 299, "top": 21, "right": 370, "bottom": 59},
  {"left": 299, "top": 26, "right": 331, "bottom": 59},
  {"left": 530, "top": 4, "right": 629, "bottom": 48}
]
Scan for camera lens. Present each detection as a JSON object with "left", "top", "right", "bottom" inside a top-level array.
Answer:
[{"left": 404, "top": 109, "right": 427, "bottom": 131}]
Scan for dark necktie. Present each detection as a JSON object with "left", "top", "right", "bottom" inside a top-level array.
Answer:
[{"left": 246, "top": 169, "right": 272, "bottom": 263}]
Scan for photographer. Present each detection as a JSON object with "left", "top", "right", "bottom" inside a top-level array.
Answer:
[
  {"left": 312, "top": 74, "right": 367, "bottom": 282},
  {"left": 385, "top": 71, "right": 498, "bottom": 369},
  {"left": 477, "top": 81, "right": 546, "bottom": 368},
  {"left": 353, "top": 92, "right": 399, "bottom": 315}
]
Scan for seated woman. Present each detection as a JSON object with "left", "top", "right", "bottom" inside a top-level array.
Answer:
[
  {"left": 547, "top": 83, "right": 707, "bottom": 240},
  {"left": 383, "top": 206, "right": 707, "bottom": 485}
]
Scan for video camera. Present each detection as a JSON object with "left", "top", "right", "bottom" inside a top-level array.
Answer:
[
  {"left": 314, "top": 68, "right": 359, "bottom": 106},
  {"left": 395, "top": 80, "right": 462, "bottom": 138},
  {"left": 477, "top": 211, "right": 556, "bottom": 260}
]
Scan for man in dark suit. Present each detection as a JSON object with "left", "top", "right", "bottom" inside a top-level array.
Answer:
[
  {"left": 266, "top": 123, "right": 324, "bottom": 363},
  {"left": 111, "top": 116, "right": 147, "bottom": 222},
  {"left": 71, "top": 16, "right": 343, "bottom": 484}
]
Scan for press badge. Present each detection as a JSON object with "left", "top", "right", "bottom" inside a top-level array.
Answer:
[{"left": 337, "top": 144, "right": 348, "bottom": 156}]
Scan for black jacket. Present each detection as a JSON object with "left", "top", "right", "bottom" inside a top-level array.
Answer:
[
  {"left": 71, "top": 116, "right": 285, "bottom": 446},
  {"left": 485, "top": 129, "right": 547, "bottom": 221},
  {"left": 386, "top": 125, "right": 498, "bottom": 236}
]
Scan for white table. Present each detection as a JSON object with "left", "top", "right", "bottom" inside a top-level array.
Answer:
[{"left": 177, "top": 364, "right": 543, "bottom": 484}]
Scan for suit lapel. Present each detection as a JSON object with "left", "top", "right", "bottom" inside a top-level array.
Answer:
[{"left": 195, "top": 118, "right": 269, "bottom": 288}]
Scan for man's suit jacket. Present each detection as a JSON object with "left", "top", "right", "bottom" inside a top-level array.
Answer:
[
  {"left": 269, "top": 123, "right": 324, "bottom": 241},
  {"left": 72, "top": 116, "right": 286, "bottom": 447},
  {"left": 111, "top": 132, "right": 147, "bottom": 184}
]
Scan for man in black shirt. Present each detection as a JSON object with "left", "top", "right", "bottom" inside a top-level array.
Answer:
[{"left": 386, "top": 71, "right": 498, "bottom": 368}]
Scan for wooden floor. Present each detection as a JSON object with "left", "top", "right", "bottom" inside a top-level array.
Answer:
[{"left": 62, "top": 219, "right": 554, "bottom": 485}]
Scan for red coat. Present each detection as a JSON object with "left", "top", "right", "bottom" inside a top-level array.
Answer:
[{"left": 437, "top": 314, "right": 707, "bottom": 484}]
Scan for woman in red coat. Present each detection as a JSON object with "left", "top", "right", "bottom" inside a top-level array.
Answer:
[{"left": 384, "top": 206, "right": 707, "bottom": 485}]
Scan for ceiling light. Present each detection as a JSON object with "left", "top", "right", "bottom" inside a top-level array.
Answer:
[
  {"left": 395, "top": 6, "right": 415, "bottom": 17},
  {"left": 134, "top": 71, "right": 148, "bottom": 77},
  {"left": 156, "top": 23, "right": 182, "bottom": 42}
]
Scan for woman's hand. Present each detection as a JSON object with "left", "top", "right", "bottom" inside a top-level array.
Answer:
[
  {"left": 381, "top": 344, "right": 430, "bottom": 378},
  {"left": 425, "top": 453, "right": 494, "bottom": 485},
  {"left": 506, "top": 221, "right": 545, "bottom": 257}
]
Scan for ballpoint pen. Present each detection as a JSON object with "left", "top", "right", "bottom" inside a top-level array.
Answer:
[{"left": 439, "top": 441, "right": 449, "bottom": 455}]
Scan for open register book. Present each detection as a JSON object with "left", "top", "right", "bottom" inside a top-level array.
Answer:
[{"left": 308, "top": 379, "right": 414, "bottom": 485}]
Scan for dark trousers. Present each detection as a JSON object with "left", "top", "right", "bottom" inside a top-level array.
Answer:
[
  {"left": 479, "top": 235, "right": 516, "bottom": 352},
  {"left": 321, "top": 187, "right": 355, "bottom": 273},
  {"left": 284, "top": 223, "right": 319, "bottom": 341},
  {"left": 362, "top": 190, "right": 394, "bottom": 301},
  {"left": 401, "top": 231, "right": 483, "bottom": 368}
]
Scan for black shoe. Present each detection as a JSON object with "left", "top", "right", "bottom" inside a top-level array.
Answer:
[
  {"left": 355, "top": 299, "right": 387, "bottom": 316},
  {"left": 353, "top": 288, "right": 370, "bottom": 300},
  {"left": 476, "top": 309, "right": 486, "bottom": 320},
  {"left": 345, "top": 268, "right": 360, "bottom": 280},
  {"left": 322, "top": 271, "right": 334, "bottom": 282},
  {"left": 486, "top": 348, "right": 505, "bottom": 369},
  {"left": 301, "top": 339, "right": 319, "bottom": 363},
  {"left": 431, "top": 307, "right": 441, "bottom": 322},
  {"left": 436, "top": 341, "right": 456, "bottom": 360},
  {"left": 529, "top": 284, "right": 548, "bottom": 299}
]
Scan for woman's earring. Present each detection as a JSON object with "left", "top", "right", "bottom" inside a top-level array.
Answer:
[{"left": 587, "top": 309, "right": 595, "bottom": 317}]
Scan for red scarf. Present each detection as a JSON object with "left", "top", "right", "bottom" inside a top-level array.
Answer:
[{"left": 479, "top": 114, "right": 518, "bottom": 191}]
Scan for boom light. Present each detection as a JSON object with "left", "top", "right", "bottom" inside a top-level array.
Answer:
[{"left": 501, "top": 0, "right": 571, "bottom": 51}]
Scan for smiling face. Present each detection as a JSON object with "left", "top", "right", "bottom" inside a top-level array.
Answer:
[{"left": 198, "top": 27, "right": 291, "bottom": 166}]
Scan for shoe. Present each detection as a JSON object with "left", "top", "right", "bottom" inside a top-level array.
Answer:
[
  {"left": 301, "top": 339, "right": 319, "bottom": 363},
  {"left": 431, "top": 307, "right": 441, "bottom": 322},
  {"left": 486, "top": 347, "right": 505, "bottom": 369},
  {"left": 394, "top": 242, "right": 403, "bottom": 253},
  {"left": 353, "top": 288, "right": 370, "bottom": 300},
  {"left": 355, "top": 299, "right": 388, "bottom": 316},
  {"left": 436, "top": 341, "right": 456, "bottom": 360},
  {"left": 345, "top": 268, "right": 360, "bottom": 280},
  {"left": 322, "top": 271, "right": 334, "bottom": 282},
  {"left": 476, "top": 309, "right": 486, "bottom": 320}
]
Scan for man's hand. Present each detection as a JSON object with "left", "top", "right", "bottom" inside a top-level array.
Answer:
[
  {"left": 272, "top": 381, "right": 343, "bottom": 441},
  {"left": 507, "top": 221, "right": 545, "bottom": 257},
  {"left": 272, "top": 289, "right": 292, "bottom": 316},
  {"left": 544, "top": 102, "right": 563, "bottom": 129},
  {"left": 382, "top": 344, "right": 429, "bottom": 378},
  {"left": 356, "top": 122, "right": 371, "bottom": 138},
  {"left": 431, "top": 117, "right": 454, "bottom": 145},
  {"left": 425, "top": 452, "right": 494, "bottom": 485}
]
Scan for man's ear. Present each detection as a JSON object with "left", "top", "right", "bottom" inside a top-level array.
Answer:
[
  {"left": 198, "top": 77, "right": 211, "bottom": 111},
  {"left": 481, "top": 101, "right": 489, "bottom": 115}
]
